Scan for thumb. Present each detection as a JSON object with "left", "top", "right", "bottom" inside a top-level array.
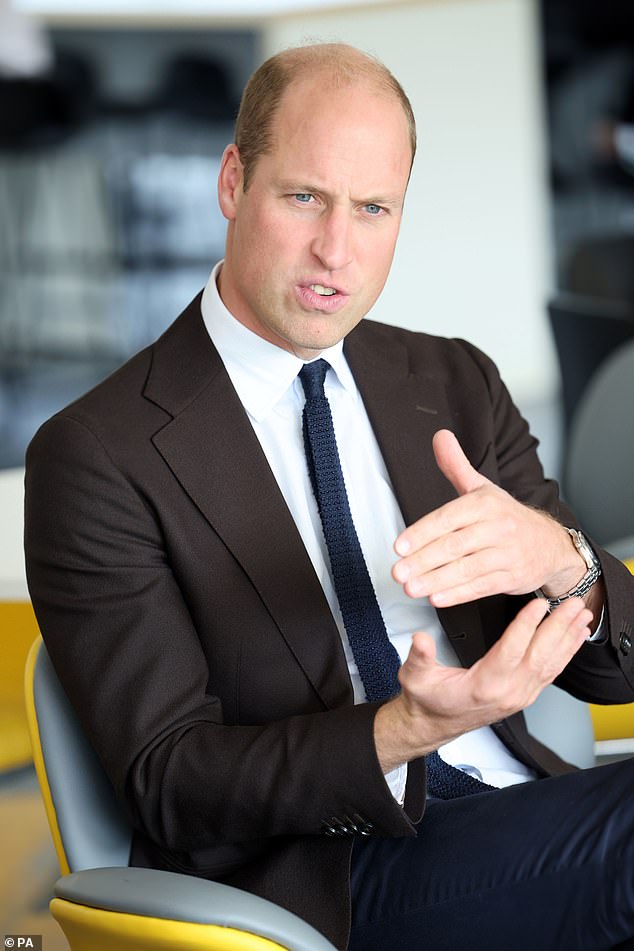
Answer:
[
  {"left": 432, "top": 429, "right": 489, "bottom": 497},
  {"left": 405, "top": 631, "right": 439, "bottom": 670},
  {"left": 399, "top": 632, "right": 440, "bottom": 691}
]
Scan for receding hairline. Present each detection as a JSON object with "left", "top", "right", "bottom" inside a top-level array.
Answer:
[
  {"left": 270, "top": 43, "right": 414, "bottom": 144},
  {"left": 234, "top": 42, "right": 417, "bottom": 189},
  {"left": 269, "top": 42, "right": 401, "bottom": 84}
]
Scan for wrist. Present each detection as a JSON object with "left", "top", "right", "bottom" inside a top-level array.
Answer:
[
  {"left": 374, "top": 696, "right": 432, "bottom": 773},
  {"left": 538, "top": 528, "right": 602, "bottom": 610}
]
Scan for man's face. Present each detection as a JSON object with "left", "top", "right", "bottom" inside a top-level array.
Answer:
[{"left": 217, "top": 75, "right": 413, "bottom": 359}]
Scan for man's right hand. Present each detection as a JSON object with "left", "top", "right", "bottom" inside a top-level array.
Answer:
[{"left": 374, "top": 597, "right": 593, "bottom": 774}]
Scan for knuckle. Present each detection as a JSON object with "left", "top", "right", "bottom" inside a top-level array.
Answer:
[
  {"left": 445, "top": 532, "right": 464, "bottom": 560},
  {"left": 469, "top": 571, "right": 494, "bottom": 598},
  {"left": 435, "top": 507, "right": 453, "bottom": 536},
  {"left": 527, "top": 656, "right": 556, "bottom": 687},
  {"left": 457, "top": 556, "right": 474, "bottom": 583}
]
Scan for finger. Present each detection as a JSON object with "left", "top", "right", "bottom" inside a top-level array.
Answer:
[
  {"left": 527, "top": 598, "right": 593, "bottom": 663},
  {"left": 425, "top": 568, "right": 515, "bottom": 608},
  {"left": 491, "top": 598, "right": 590, "bottom": 687},
  {"left": 432, "top": 429, "right": 490, "bottom": 497},
  {"left": 394, "top": 490, "right": 486, "bottom": 558},
  {"left": 469, "top": 598, "right": 591, "bottom": 716},
  {"left": 394, "top": 522, "right": 500, "bottom": 592},
  {"left": 487, "top": 597, "right": 551, "bottom": 669}
]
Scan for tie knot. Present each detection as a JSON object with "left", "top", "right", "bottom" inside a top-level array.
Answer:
[{"left": 299, "top": 359, "right": 329, "bottom": 401}]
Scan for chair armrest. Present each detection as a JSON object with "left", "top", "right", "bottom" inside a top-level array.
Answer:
[
  {"left": 54, "top": 867, "right": 338, "bottom": 951},
  {"left": 605, "top": 537, "right": 634, "bottom": 564}
]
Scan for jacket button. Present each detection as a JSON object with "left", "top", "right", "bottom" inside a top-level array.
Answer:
[
  {"left": 619, "top": 632, "right": 632, "bottom": 656},
  {"left": 350, "top": 812, "right": 374, "bottom": 835}
]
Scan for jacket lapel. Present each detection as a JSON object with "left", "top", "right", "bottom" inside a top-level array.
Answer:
[{"left": 144, "top": 298, "right": 352, "bottom": 710}]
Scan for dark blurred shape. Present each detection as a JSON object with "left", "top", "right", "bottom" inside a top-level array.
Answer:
[
  {"left": 542, "top": 0, "right": 634, "bottom": 68},
  {"left": 548, "top": 293, "right": 634, "bottom": 435},
  {"left": 155, "top": 53, "right": 238, "bottom": 121},
  {"left": 0, "top": 49, "right": 97, "bottom": 150},
  {"left": 565, "top": 235, "right": 634, "bottom": 306},
  {"left": 541, "top": 0, "right": 634, "bottom": 191},
  {"left": 541, "top": 0, "right": 634, "bottom": 432},
  {"left": 574, "top": 0, "right": 634, "bottom": 49},
  {"left": 563, "top": 337, "right": 634, "bottom": 556}
]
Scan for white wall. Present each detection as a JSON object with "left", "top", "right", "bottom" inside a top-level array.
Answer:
[
  {"left": 0, "top": 468, "right": 27, "bottom": 599},
  {"left": 263, "top": 0, "right": 557, "bottom": 404}
]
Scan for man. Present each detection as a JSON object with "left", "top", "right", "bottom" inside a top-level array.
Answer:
[{"left": 25, "top": 43, "right": 634, "bottom": 950}]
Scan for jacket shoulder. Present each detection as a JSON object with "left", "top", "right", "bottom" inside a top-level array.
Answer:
[{"left": 353, "top": 318, "right": 501, "bottom": 385}]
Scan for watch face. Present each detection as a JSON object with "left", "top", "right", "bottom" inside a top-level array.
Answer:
[{"left": 573, "top": 530, "right": 597, "bottom": 569}]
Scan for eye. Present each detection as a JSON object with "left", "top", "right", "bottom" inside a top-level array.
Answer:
[
  {"left": 364, "top": 203, "right": 384, "bottom": 216},
  {"left": 294, "top": 193, "right": 314, "bottom": 203}
]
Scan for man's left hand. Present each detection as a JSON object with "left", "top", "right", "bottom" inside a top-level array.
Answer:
[{"left": 392, "top": 430, "right": 588, "bottom": 608}]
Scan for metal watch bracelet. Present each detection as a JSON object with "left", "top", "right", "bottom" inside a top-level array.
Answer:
[{"left": 537, "top": 528, "right": 602, "bottom": 611}]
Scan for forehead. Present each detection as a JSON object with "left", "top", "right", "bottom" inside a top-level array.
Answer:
[{"left": 264, "top": 76, "right": 412, "bottom": 191}]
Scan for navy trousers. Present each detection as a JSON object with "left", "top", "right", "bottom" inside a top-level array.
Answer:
[{"left": 349, "top": 757, "right": 634, "bottom": 950}]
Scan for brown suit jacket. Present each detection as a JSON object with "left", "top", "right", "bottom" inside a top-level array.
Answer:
[{"left": 24, "top": 295, "right": 634, "bottom": 949}]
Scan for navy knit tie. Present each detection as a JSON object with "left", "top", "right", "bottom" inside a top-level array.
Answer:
[
  {"left": 299, "top": 359, "right": 494, "bottom": 800},
  {"left": 300, "top": 359, "right": 401, "bottom": 702}
]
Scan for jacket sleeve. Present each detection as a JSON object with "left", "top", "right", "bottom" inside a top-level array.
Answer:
[
  {"left": 456, "top": 337, "right": 634, "bottom": 704},
  {"left": 25, "top": 412, "right": 424, "bottom": 854}
]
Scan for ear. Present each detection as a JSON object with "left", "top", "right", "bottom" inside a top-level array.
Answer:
[{"left": 218, "top": 144, "right": 244, "bottom": 221}]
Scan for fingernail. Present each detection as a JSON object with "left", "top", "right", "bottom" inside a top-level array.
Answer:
[{"left": 395, "top": 537, "right": 411, "bottom": 555}]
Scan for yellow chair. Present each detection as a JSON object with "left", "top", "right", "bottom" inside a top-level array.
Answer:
[
  {"left": 0, "top": 465, "right": 40, "bottom": 771},
  {"left": 0, "top": 600, "right": 40, "bottom": 771},
  {"left": 589, "top": 557, "right": 634, "bottom": 751},
  {"left": 25, "top": 637, "right": 337, "bottom": 951}
]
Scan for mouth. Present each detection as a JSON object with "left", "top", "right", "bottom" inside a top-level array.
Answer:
[
  {"left": 295, "top": 282, "right": 349, "bottom": 313},
  {"left": 308, "top": 283, "right": 338, "bottom": 297}
]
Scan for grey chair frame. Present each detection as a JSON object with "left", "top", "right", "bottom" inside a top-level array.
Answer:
[
  {"left": 29, "top": 639, "right": 338, "bottom": 951},
  {"left": 563, "top": 339, "right": 634, "bottom": 553}
]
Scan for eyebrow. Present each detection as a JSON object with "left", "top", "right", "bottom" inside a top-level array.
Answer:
[{"left": 275, "top": 179, "right": 405, "bottom": 209}]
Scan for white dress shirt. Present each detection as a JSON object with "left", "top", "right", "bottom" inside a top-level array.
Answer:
[{"left": 201, "top": 262, "right": 537, "bottom": 800}]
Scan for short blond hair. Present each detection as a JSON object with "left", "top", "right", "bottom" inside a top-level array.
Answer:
[{"left": 235, "top": 42, "right": 417, "bottom": 191}]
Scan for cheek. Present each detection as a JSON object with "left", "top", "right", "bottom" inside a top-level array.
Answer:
[
  {"left": 362, "top": 238, "right": 398, "bottom": 282},
  {"left": 377, "top": 230, "right": 400, "bottom": 270},
  {"left": 245, "top": 209, "right": 300, "bottom": 269}
]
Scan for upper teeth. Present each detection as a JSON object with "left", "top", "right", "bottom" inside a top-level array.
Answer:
[{"left": 310, "top": 284, "right": 336, "bottom": 296}]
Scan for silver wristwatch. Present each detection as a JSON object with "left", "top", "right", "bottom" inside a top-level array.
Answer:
[{"left": 537, "top": 528, "right": 601, "bottom": 611}]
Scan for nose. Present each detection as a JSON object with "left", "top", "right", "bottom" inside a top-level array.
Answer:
[{"left": 310, "top": 207, "right": 353, "bottom": 271}]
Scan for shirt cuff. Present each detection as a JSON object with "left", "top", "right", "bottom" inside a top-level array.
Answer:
[
  {"left": 586, "top": 603, "right": 607, "bottom": 644},
  {"left": 384, "top": 762, "right": 408, "bottom": 805}
]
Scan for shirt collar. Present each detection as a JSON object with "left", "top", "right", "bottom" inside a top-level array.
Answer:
[{"left": 200, "top": 261, "right": 358, "bottom": 421}]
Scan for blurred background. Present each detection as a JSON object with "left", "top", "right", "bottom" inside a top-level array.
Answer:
[{"left": 1, "top": 0, "right": 633, "bottom": 945}]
